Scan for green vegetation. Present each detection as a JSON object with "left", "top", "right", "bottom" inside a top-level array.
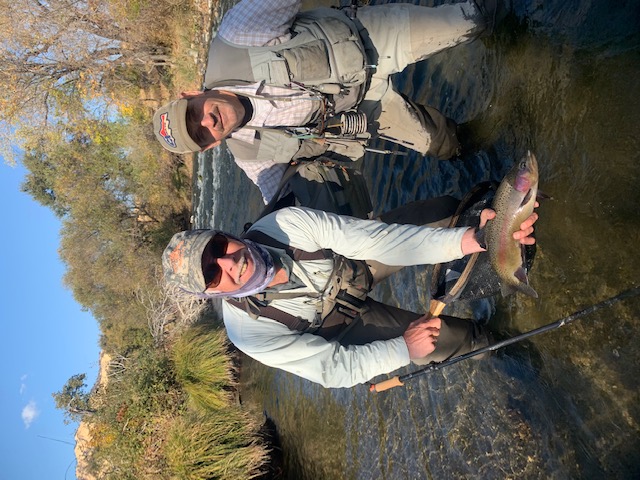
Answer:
[
  {"left": 173, "top": 325, "right": 237, "bottom": 411},
  {"left": 166, "top": 410, "right": 267, "bottom": 480},
  {"left": 5, "top": 0, "right": 272, "bottom": 478}
]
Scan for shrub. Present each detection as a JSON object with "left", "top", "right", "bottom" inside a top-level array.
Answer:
[
  {"left": 165, "top": 410, "right": 268, "bottom": 480},
  {"left": 172, "top": 325, "right": 236, "bottom": 411}
]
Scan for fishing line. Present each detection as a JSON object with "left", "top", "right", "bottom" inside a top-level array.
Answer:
[{"left": 370, "top": 286, "right": 640, "bottom": 392}]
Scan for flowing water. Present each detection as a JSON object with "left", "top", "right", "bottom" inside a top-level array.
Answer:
[{"left": 194, "top": 0, "right": 640, "bottom": 478}]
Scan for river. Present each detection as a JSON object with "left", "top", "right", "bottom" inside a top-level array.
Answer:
[{"left": 193, "top": 0, "right": 640, "bottom": 478}]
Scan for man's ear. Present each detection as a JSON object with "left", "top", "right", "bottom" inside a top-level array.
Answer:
[
  {"left": 202, "top": 140, "right": 222, "bottom": 151},
  {"left": 180, "top": 90, "right": 205, "bottom": 99}
]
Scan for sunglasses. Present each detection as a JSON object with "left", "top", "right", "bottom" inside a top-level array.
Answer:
[{"left": 201, "top": 233, "right": 229, "bottom": 289}]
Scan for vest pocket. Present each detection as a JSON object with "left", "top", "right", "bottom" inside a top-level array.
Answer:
[
  {"left": 281, "top": 40, "right": 331, "bottom": 83},
  {"left": 254, "top": 57, "right": 291, "bottom": 86},
  {"left": 331, "top": 41, "right": 367, "bottom": 85}
]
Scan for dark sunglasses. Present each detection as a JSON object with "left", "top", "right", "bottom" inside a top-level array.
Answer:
[{"left": 201, "top": 233, "right": 229, "bottom": 289}]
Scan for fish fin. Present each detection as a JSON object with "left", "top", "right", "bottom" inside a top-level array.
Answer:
[
  {"left": 520, "top": 188, "right": 533, "bottom": 207},
  {"left": 500, "top": 282, "right": 517, "bottom": 297},
  {"left": 474, "top": 227, "right": 487, "bottom": 250},
  {"left": 513, "top": 267, "right": 539, "bottom": 298},
  {"left": 537, "top": 190, "right": 553, "bottom": 201},
  {"left": 514, "top": 266, "right": 529, "bottom": 284},
  {"left": 515, "top": 282, "right": 539, "bottom": 298}
]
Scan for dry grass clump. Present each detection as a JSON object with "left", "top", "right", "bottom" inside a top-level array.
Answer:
[{"left": 165, "top": 410, "right": 268, "bottom": 480}]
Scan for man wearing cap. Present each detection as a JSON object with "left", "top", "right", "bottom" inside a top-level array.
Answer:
[
  {"left": 163, "top": 205, "right": 538, "bottom": 388},
  {"left": 154, "top": 0, "right": 497, "bottom": 203}
]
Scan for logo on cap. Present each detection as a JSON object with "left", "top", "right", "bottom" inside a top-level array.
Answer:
[{"left": 159, "top": 112, "right": 177, "bottom": 148}]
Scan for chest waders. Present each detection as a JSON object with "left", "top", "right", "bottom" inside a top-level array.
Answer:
[{"left": 225, "top": 231, "right": 373, "bottom": 341}]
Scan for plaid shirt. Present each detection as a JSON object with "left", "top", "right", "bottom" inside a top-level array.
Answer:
[
  {"left": 216, "top": 0, "right": 320, "bottom": 204},
  {"left": 218, "top": 0, "right": 301, "bottom": 47},
  {"left": 216, "top": 82, "right": 322, "bottom": 204}
]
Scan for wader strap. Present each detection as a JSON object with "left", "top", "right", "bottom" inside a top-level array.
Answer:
[
  {"left": 226, "top": 297, "right": 313, "bottom": 332},
  {"left": 230, "top": 233, "right": 371, "bottom": 335},
  {"left": 243, "top": 229, "right": 332, "bottom": 262}
]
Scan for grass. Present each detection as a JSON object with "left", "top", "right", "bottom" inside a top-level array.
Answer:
[
  {"left": 172, "top": 324, "right": 237, "bottom": 410},
  {"left": 166, "top": 410, "right": 268, "bottom": 480}
]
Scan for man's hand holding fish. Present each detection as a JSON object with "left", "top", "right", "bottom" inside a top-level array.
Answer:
[{"left": 461, "top": 204, "right": 540, "bottom": 255}]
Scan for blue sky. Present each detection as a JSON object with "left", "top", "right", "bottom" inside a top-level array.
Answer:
[{"left": 1, "top": 162, "right": 101, "bottom": 479}]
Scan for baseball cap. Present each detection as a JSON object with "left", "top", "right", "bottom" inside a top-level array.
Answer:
[
  {"left": 162, "top": 229, "right": 218, "bottom": 294},
  {"left": 153, "top": 99, "right": 201, "bottom": 153}
]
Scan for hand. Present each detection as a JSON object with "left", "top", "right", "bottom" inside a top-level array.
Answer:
[
  {"left": 462, "top": 203, "right": 540, "bottom": 254},
  {"left": 479, "top": 202, "right": 539, "bottom": 245},
  {"left": 403, "top": 315, "right": 441, "bottom": 359}
]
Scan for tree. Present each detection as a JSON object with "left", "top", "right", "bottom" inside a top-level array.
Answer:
[
  {"left": 53, "top": 373, "right": 96, "bottom": 424},
  {"left": 0, "top": 0, "right": 180, "bottom": 164}
]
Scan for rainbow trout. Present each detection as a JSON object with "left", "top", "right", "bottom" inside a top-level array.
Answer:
[{"left": 483, "top": 151, "right": 539, "bottom": 298}]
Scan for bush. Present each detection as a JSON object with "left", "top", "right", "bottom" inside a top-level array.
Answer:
[
  {"left": 165, "top": 410, "right": 268, "bottom": 480},
  {"left": 172, "top": 325, "right": 236, "bottom": 411}
]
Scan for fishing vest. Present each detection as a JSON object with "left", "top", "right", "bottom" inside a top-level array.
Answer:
[
  {"left": 204, "top": 8, "right": 368, "bottom": 96},
  {"left": 225, "top": 230, "right": 373, "bottom": 341},
  {"left": 205, "top": 7, "right": 372, "bottom": 165}
]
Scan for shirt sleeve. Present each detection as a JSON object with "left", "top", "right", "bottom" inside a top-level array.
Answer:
[
  {"left": 218, "top": 0, "right": 302, "bottom": 46},
  {"left": 222, "top": 300, "right": 411, "bottom": 388},
  {"left": 255, "top": 206, "right": 469, "bottom": 266}
]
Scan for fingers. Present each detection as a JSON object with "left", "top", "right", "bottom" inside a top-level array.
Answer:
[
  {"left": 519, "top": 211, "right": 539, "bottom": 231},
  {"left": 409, "top": 315, "right": 441, "bottom": 330},
  {"left": 512, "top": 211, "right": 539, "bottom": 244},
  {"left": 479, "top": 208, "right": 496, "bottom": 229},
  {"left": 403, "top": 316, "right": 442, "bottom": 359}
]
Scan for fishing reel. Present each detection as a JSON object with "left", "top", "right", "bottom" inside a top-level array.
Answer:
[{"left": 324, "top": 111, "right": 368, "bottom": 136}]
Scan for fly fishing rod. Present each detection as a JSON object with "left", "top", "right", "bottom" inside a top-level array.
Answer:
[{"left": 369, "top": 285, "right": 640, "bottom": 393}]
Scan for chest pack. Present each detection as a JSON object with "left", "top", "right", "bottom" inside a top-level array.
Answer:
[{"left": 225, "top": 230, "right": 373, "bottom": 340}]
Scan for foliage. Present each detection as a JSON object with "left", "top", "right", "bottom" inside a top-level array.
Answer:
[
  {"left": 140, "top": 281, "right": 209, "bottom": 347},
  {"left": 52, "top": 373, "right": 95, "bottom": 424},
  {"left": 75, "top": 323, "right": 269, "bottom": 480},
  {"left": 172, "top": 324, "right": 236, "bottom": 411},
  {"left": 165, "top": 410, "right": 268, "bottom": 480},
  {"left": 14, "top": 0, "right": 273, "bottom": 477},
  {"left": 85, "top": 347, "right": 183, "bottom": 479},
  {"left": 0, "top": 0, "right": 194, "bottom": 163},
  {"left": 20, "top": 111, "right": 191, "bottom": 350}
]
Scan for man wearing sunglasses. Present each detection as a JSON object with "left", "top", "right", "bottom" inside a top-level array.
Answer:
[
  {"left": 163, "top": 204, "right": 537, "bottom": 389},
  {"left": 153, "top": 0, "right": 498, "bottom": 203}
]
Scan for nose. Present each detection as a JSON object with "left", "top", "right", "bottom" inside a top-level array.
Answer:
[
  {"left": 216, "top": 254, "right": 238, "bottom": 276},
  {"left": 202, "top": 111, "right": 217, "bottom": 129}
]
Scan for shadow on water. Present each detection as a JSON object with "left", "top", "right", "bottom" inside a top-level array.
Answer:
[{"left": 195, "top": 0, "right": 640, "bottom": 478}]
